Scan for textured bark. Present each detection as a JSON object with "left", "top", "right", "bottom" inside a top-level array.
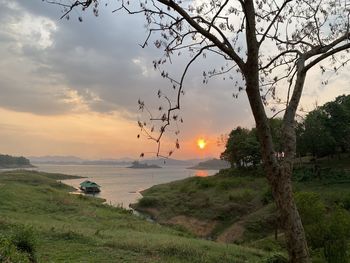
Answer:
[
  {"left": 245, "top": 77, "right": 310, "bottom": 262},
  {"left": 270, "top": 167, "right": 310, "bottom": 263},
  {"left": 242, "top": 2, "right": 310, "bottom": 258}
]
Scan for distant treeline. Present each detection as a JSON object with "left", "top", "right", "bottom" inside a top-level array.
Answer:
[
  {"left": 0, "top": 154, "right": 33, "bottom": 169},
  {"left": 221, "top": 94, "right": 350, "bottom": 167}
]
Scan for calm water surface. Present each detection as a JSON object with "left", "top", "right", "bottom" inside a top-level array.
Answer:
[{"left": 35, "top": 164, "right": 218, "bottom": 208}]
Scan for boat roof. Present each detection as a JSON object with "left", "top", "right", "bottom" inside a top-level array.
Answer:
[{"left": 80, "top": 180, "right": 100, "bottom": 188}]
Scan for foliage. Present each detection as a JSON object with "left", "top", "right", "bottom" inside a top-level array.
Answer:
[
  {"left": 297, "top": 95, "right": 350, "bottom": 158},
  {"left": 293, "top": 166, "right": 350, "bottom": 182},
  {"left": 262, "top": 252, "right": 288, "bottom": 263},
  {"left": 0, "top": 235, "right": 31, "bottom": 263},
  {"left": 221, "top": 127, "right": 261, "bottom": 168},
  {"left": 11, "top": 225, "right": 37, "bottom": 261},
  {"left": 0, "top": 154, "right": 32, "bottom": 168},
  {"left": 323, "top": 209, "right": 350, "bottom": 263},
  {"left": 221, "top": 119, "right": 283, "bottom": 168},
  {"left": 295, "top": 192, "right": 350, "bottom": 263},
  {"left": 294, "top": 192, "right": 326, "bottom": 225},
  {"left": 138, "top": 196, "right": 160, "bottom": 207},
  {"left": 323, "top": 95, "right": 350, "bottom": 153}
]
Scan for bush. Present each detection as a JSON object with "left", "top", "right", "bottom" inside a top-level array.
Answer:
[
  {"left": 323, "top": 208, "right": 350, "bottom": 263},
  {"left": 0, "top": 235, "right": 31, "bottom": 263},
  {"left": 228, "top": 189, "right": 254, "bottom": 202},
  {"left": 293, "top": 167, "right": 315, "bottom": 182},
  {"left": 261, "top": 187, "right": 274, "bottom": 205},
  {"left": 295, "top": 192, "right": 350, "bottom": 263},
  {"left": 11, "top": 225, "right": 37, "bottom": 261},
  {"left": 138, "top": 197, "right": 159, "bottom": 207},
  {"left": 195, "top": 178, "right": 215, "bottom": 189},
  {"left": 342, "top": 193, "right": 350, "bottom": 210},
  {"left": 263, "top": 252, "right": 288, "bottom": 263},
  {"left": 295, "top": 192, "right": 326, "bottom": 225}
]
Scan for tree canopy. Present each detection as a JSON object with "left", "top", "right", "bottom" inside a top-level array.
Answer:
[{"left": 297, "top": 94, "right": 350, "bottom": 158}]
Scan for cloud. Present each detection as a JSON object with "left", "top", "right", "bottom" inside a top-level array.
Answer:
[
  {"left": 0, "top": 0, "right": 248, "bottom": 120},
  {"left": 1, "top": 0, "right": 348, "bottom": 153}
]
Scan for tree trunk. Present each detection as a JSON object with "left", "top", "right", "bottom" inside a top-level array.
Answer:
[
  {"left": 269, "top": 166, "right": 310, "bottom": 262},
  {"left": 241, "top": 2, "right": 310, "bottom": 258},
  {"left": 244, "top": 72, "right": 310, "bottom": 262}
]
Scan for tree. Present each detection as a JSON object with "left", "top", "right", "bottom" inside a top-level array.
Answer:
[
  {"left": 47, "top": 0, "right": 350, "bottom": 261},
  {"left": 296, "top": 95, "right": 350, "bottom": 158},
  {"left": 297, "top": 108, "right": 336, "bottom": 158},
  {"left": 322, "top": 95, "right": 350, "bottom": 154},
  {"left": 220, "top": 127, "right": 261, "bottom": 168}
]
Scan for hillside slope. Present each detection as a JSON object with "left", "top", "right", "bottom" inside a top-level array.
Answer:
[{"left": 0, "top": 170, "right": 270, "bottom": 262}]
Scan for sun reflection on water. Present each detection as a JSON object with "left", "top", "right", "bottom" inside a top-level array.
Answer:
[{"left": 195, "top": 170, "right": 209, "bottom": 177}]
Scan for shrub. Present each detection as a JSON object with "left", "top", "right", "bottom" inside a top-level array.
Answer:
[
  {"left": 293, "top": 167, "right": 315, "bottom": 182},
  {"left": 263, "top": 252, "right": 288, "bottom": 263},
  {"left": 261, "top": 187, "right": 274, "bottom": 205},
  {"left": 295, "top": 192, "right": 326, "bottom": 225},
  {"left": 323, "top": 208, "right": 350, "bottom": 263},
  {"left": 0, "top": 235, "right": 31, "bottom": 263},
  {"left": 138, "top": 197, "right": 159, "bottom": 207},
  {"left": 195, "top": 178, "right": 215, "bottom": 189},
  {"left": 295, "top": 192, "right": 350, "bottom": 263},
  {"left": 11, "top": 225, "right": 36, "bottom": 261},
  {"left": 228, "top": 189, "right": 254, "bottom": 202}
]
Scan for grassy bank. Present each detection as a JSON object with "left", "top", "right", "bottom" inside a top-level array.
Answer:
[
  {"left": 0, "top": 170, "right": 271, "bottom": 262},
  {"left": 133, "top": 158, "right": 350, "bottom": 260}
]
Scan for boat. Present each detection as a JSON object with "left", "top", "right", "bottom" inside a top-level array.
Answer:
[{"left": 79, "top": 180, "right": 101, "bottom": 193}]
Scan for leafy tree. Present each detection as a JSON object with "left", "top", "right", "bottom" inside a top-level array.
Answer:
[
  {"left": 0, "top": 154, "right": 31, "bottom": 168},
  {"left": 221, "top": 119, "right": 282, "bottom": 168},
  {"left": 323, "top": 95, "right": 350, "bottom": 154},
  {"left": 48, "top": 0, "right": 350, "bottom": 261},
  {"left": 296, "top": 95, "right": 350, "bottom": 158},
  {"left": 298, "top": 109, "right": 336, "bottom": 158},
  {"left": 220, "top": 127, "right": 261, "bottom": 168}
]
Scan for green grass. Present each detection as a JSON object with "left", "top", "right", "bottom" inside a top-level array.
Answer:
[
  {"left": 134, "top": 170, "right": 269, "bottom": 239},
  {"left": 0, "top": 170, "right": 269, "bottom": 262},
  {"left": 135, "top": 159, "right": 350, "bottom": 257}
]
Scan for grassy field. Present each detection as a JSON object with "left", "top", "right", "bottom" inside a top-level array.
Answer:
[
  {"left": 0, "top": 170, "right": 272, "bottom": 262},
  {"left": 134, "top": 158, "right": 350, "bottom": 260}
]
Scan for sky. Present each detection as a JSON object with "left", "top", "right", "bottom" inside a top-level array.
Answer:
[{"left": 0, "top": 0, "right": 349, "bottom": 160}]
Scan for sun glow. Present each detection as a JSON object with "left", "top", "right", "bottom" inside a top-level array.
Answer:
[{"left": 197, "top": 138, "right": 207, "bottom": 150}]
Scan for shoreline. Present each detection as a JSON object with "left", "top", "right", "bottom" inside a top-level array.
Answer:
[{"left": 0, "top": 165, "right": 36, "bottom": 170}]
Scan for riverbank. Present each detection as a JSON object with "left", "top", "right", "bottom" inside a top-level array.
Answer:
[
  {"left": 133, "top": 165, "right": 350, "bottom": 259},
  {"left": 0, "top": 170, "right": 271, "bottom": 262}
]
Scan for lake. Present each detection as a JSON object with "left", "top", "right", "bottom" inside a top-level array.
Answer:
[{"left": 34, "top": 164, "right": 218, "bottom": 208}]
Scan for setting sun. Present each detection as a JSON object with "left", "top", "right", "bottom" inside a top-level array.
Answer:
[{"left": 197, "top": 138, "right": 207, "bottom": 150}]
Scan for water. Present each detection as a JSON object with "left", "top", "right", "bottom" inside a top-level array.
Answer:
[{"left": 34, "top": 164, "right": 218, "bottom": 208}]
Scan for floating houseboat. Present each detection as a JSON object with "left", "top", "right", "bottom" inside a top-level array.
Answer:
[{"left": 79, "top": 180, "right": 101, "bottom": 194}]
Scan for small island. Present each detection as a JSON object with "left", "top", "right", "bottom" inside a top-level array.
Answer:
[
  {"left": 128, "top": 161, "right": 162, "bottom": 169},
  {"left": 0, "top": 154, "right": 35, "bottom": 169},
  {"left": 187, "top": 158, "right": 230, "bottom": 170}
]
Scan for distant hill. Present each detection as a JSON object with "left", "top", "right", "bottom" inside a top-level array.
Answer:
[
  {"left": 140, "top": 158, "right": 205, "bottom": 167},
  {"left": 28, "top": 155, "right": 211, "bottom": 166},
  {"left": 28, "top": 155, "right": 85, "bottom": 164},
  {"left": 188, "top": 158, "right": 230, "bottom": 170},
  {"left": 0, "top": 154, "right": 34, "bottom": 169},
  {"left": 128, "top": 161, "right": 162, "bottom": 169}
]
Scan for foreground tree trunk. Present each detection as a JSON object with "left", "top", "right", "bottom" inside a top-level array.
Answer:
[
  {"left": 244, "top": 55, "right": 310, "bottom": 261},
  {"left": 270, "top": 167, "right": 310, "bottom": 262},
  {"left": 242, "top": 1, "right": 310, "bottom": 258},
  {"left": 246, "top": 84, "right": 310, "bottom": 262}
]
